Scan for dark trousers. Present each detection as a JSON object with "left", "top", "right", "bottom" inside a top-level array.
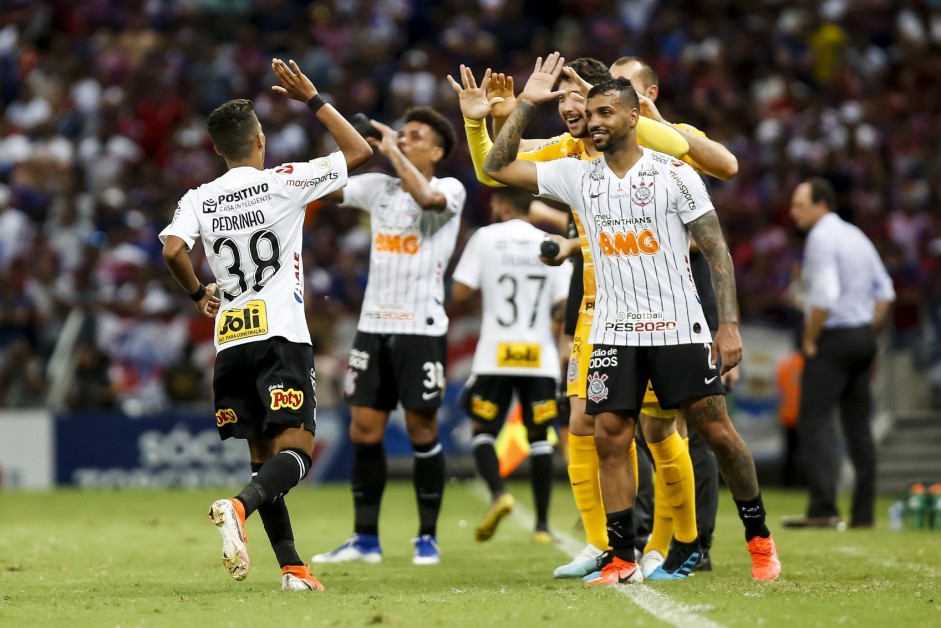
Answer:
[
  {"left": 633, "top": 422, "right": 719, "bottom": 552},
  {"left": 798, "top": 326, "right": 877, "bottom": 525}
]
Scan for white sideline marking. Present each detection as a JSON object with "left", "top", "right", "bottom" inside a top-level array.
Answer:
[{"left": 472, "top": 484, "right": 725, "bottom": 628}]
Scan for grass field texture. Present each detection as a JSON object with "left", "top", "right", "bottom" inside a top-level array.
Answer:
[{"left": 1, "top": 483, "right": 939, "bottom": 627}]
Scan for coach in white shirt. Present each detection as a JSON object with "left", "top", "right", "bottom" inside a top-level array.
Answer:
[{"left": 785, "top": 177, "right": 895, "bottom": 529}]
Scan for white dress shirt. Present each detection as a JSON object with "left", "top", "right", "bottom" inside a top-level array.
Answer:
[{"left": 803, "top": 213, "right": 895, "bottom": 328}]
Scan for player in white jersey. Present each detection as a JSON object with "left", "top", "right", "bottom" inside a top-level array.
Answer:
[
  {"left": 312, "top": 107, "right": 466, "bottom": 567},
  {"left": 451, "top": 187, "right": 571, "bottom": 543},
  {"left": 160, "top": 59, "right": 372, "bottom": 591},
  {"left": 483, "top": 54, "right": 780, "bottom": 584}
]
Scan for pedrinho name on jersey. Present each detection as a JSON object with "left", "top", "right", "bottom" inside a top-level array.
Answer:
[{"left": 212, "top": 211, "right": 266, "bottom": 232}]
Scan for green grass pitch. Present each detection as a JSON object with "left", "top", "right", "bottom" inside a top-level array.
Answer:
[{"left": 1, "top": 482, "right": 939, "bottom": 627}]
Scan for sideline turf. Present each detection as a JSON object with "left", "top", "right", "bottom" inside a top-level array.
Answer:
[{"left": 1, "top": 484, "right": 938, "bottom": 627}]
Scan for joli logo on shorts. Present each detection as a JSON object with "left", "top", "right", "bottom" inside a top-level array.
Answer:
[
  {"left": 270, "top": 388, "right": 304, "bottom": 411},
  {"left": 497, "top": 342, "right": 541, "bottom": 368}
]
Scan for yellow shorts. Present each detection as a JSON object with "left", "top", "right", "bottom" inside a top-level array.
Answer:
[
  {"left": 565, "top": 307, "right": 592, "bottom": 399},
  {"left": 642, "top": 381, "right": 677, "bottom": 419}
]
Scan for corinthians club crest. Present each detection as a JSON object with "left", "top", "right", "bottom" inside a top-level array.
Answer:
[
  {"left": 586, "top": 371, "right": 609, "bottom": 403},
  {"left": 631, "top": 180, "right": 654, "bottom": 206}
]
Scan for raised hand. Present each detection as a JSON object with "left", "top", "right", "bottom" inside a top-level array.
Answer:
[
  {"left": 365, "top": 119, "right": 400, "bottom": 156},
  {"left": 561, "top": 65, "right": 594, "bottom": 96},
  {"left": 636, "top": 93, "right": 665, "bottom": 123},
  {"left": 519, "top": 52, "right": 566, "bottom": 105},
  {"left": 271, "top": 58, "right": 317, "bottom": 103},
  {"left": 489, "top": 72, "right": 518, "bottom": 121},
  {"left": 446, "top": 65, "right": 504, "bottom": 121}
]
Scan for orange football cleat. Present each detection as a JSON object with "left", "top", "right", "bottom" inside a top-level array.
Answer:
[{"left": 747, "top": 535, "right": 781, "bottom": 581}]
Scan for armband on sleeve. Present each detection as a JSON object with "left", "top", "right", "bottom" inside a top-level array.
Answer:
[
  {"left": 463, "top": 117, "right": 505, "bottom": 188},
  {"left": 636, "top": 116, "right": 689, "bottom": 159}
]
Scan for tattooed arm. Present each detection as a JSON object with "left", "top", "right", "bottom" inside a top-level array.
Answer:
[
  {"left": 483, "top": 100, "right": 540, "bottom": 192},
  {"left": 483, "top": 52, "right": 566, "bottom": 193},
  {"left": 688, "top": 210, "right": 742, "bottom": 373}
]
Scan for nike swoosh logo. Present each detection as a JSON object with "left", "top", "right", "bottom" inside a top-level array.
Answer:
[
  {"left": 704, "top": 376, "right": 718, "bottom": 384},
  {"left": 572, "top": 480, "right": 590, "bottom": 486},
  {"left": 422, "top": 391, "right": 440, "bottom": 400},
  {"left": 589, "top": 192, "right": 603, "bottom": 198},
  {"left": 666, "top": 480, "right": 681, "bottom": 486}
]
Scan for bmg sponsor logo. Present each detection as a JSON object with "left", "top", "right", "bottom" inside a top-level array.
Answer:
[
  {"left": 375, "top": 232, "right": 420, "bottom": 255},
  {"left": 598, "top": 230, "right": 660, "bottom": 257}
]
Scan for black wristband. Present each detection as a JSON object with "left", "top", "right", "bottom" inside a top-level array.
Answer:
[
  {"left": 307, "top": 94, "right": 326, "bottom": 113},
  {"left": 189, "top": 284, "right": 206, "bottom": 302}
]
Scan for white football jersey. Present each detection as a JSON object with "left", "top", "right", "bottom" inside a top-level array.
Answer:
[
  {"left": 452, "top": 219, "right": 571, "bottom": 378},
  {"left": 342, "top": 173, "right": 465, "bottom": 336},
  {"left": 159, "top": 152, "right": 348, "bottom": 352},
  {"left": 536, "top": 148, "right": 714, "bottom": 347}
]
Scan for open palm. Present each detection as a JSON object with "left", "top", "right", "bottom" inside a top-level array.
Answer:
[
  {"left": 447, "top": 65, "right": 503, "bottom": 121},
  {"left": 519, "top": 52, "right": 566, "bottom": 105}
]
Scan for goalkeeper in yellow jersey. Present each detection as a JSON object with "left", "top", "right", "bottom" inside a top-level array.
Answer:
[{"left": 448, "top": 58, "right": 700, "bottom": 580}]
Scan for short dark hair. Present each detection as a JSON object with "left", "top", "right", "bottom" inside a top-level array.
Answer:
[
  {"left": 611, "top": 56, "right": 658, "bottom": 88},
  {"left": 554, "top": 57, "right": 611, "bottom": 91},
  {"left": 806, "top": 177, "right": 837, "bottom": 212},
  {"left": 587, "top": 77, "right": 640, "bottom": 110},
  {"left": 207, "top": 99, "right": 259, "bottom": 160},
  {"left": 404, "top": 106, "right": 456, "bottom": 160},
  {"left": 492, "top": 187, "right": 533, "bottom": 215}
]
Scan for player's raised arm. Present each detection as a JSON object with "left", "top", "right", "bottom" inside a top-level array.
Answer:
[
  {"left": 271, "top": 58, "right": 372, "bottom": 172},
  {"left": 484, "top": 53, "right": 566, "bottom": 193}
]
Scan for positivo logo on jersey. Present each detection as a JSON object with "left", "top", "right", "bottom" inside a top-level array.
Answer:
[
  {"left": 497, "top": 342, "right": 541, "bottom": 368},
  {"left": 202, "top": 197, "right": 218, "bottom": 213},
  {"left": 598, "top": 230, "right": 660, "bottom": 257},
  {"left": 217, "top": 300, "right": 268, "bottom": 345}
]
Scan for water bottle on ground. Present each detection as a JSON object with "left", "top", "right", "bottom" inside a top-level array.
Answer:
[
  {"left": 929, "top": 483, "right": 941, "bottom": 530},
  {"left": 905, "top": 482, "right": 928, "bottom": 529},
  {"left": 888, "top": 497, "right": 905, "bottom": 531}
]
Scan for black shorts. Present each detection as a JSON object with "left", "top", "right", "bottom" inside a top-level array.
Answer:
[
  {"left": 461, "top": 374, "right": 558, "bottom": 435},
  {"left": 344, "top": 332, "right": 447, "bottom": 411},
  {"left": 213, "top": 337, "right": 317, "bottom": 440},
  {"left": 584, "top": 343, "right": 724, "bottom": 416}
]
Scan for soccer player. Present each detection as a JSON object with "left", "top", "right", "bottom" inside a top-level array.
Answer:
[
  {"left": 159, "top": 59, "right": 372, "bottom": 591},
  {"left": 609, "top": 56, "right": 739, "bottom": 575},
  {"left": 311, "top": 107, "right": 465, "bottom": 566},
  {"left": 451, "top": 187, "right": 571, "bottom": 543},
  {"left": 484, "top": 54, "right": 781, "bottom": 584},
  {"left": 449, "top": 59, "right": 696, "bottom": 579}
]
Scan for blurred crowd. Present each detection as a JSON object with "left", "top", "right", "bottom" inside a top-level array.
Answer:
[{"left": 1, "top": 0, "right": 940, "bottom": 413}]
